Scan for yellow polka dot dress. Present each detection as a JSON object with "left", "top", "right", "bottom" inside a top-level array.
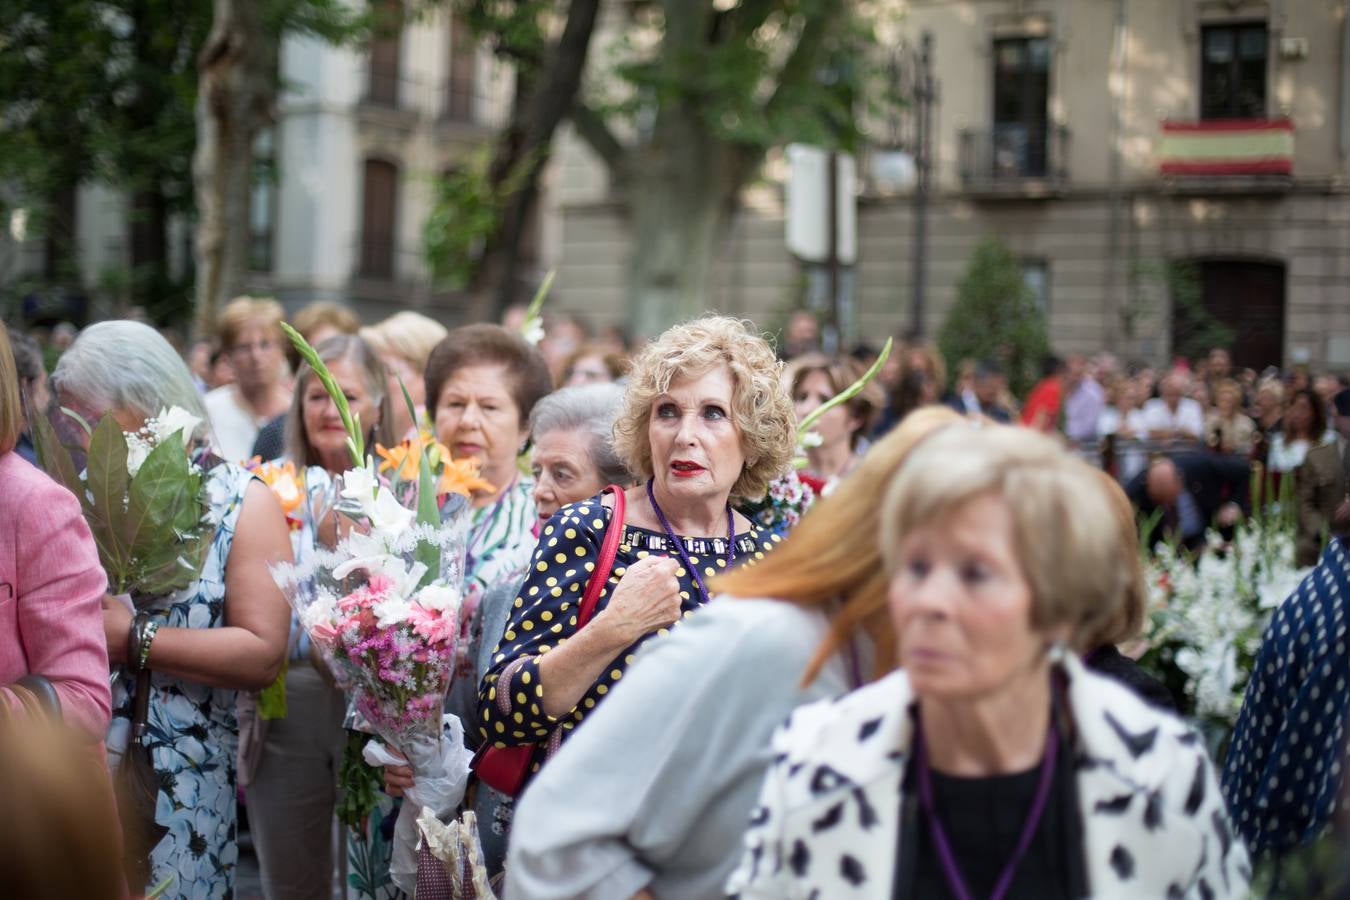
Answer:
[{"left": 477, "top": 494, "right": 779, "bottom": 779}]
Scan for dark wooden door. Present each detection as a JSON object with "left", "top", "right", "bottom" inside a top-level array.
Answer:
[
  {"left": 1174, "top": 259, "right": 1285, "bottom": 370},
  {"left": 360, "top": 159, "right": 398, "bottom": 279}
]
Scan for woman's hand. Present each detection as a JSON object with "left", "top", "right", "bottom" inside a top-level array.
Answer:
[
  {"left": 101, "top": 595, "right": 133, "bottom": 666},
  {"left": 383, "top": 761, "right": 415, "bottom": 798},
  {"left": 594, "top": 556, "right": 683, "bottom": 647}
]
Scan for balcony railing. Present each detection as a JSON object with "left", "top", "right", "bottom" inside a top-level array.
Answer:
[
  {"left": 958, "top": 124, "right": 1070, "bottom": 195},
  {"left": 1159, "top": 118, "right": 1293, "bottom": 181}
]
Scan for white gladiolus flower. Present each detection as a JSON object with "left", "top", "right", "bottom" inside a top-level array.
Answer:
[
  {"left": 369, "top": 486, "right": 416, "bottom": 533},
  {"left": 340, "top": 463, "right": 379, "bottom": 506},
  {"left": 522, "top": 319, "right": 545, "bottom": 346},
  {"left": 799, "top": 430, "right": 824, "bottom": 449},
  {"left": 153, "top": 406, "right": 202, "bottom": 446}
]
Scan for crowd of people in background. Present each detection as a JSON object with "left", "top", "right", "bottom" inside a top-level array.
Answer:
[{"left": 2, "top": 298, "right": 1348, "bottom": 900}]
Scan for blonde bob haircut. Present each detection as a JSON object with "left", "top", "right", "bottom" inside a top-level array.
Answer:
[
  {"left": 879, "top": 424, "right": 1131, "bottom": 652},
  {"left": 1083, "top": 467, "right": 1148, "bottom": 648},
  {"left": 0, "top": 324, "right": 20, "bottom": 455},
  {"left": 612, "top": 316, "right": 795, "bottom": 499},
  {"left": 712, "top": 405, "right": 965, "bottom": 684},
  {"left": 362, "top": 311, "right": 449, "bottom": 373},
  {"left": 218, "top": 295, "right": 285, "bottom": 350}
]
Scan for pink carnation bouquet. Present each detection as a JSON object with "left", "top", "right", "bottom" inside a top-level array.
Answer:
[{"left": 269, "top": 325, "right": 478, "bottom": 894}]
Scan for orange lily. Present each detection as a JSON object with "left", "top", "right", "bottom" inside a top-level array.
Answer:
[
  {"left": 375, "top": 434, "right": 495, "bottom": 497},
  {"left": 438, "top": 455, "right": 495, "bottom": 498},
  {"left": 246, "top": 458, "right": 304, "bottom": 522}
]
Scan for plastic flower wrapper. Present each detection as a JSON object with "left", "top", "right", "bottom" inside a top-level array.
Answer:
[
  {"left": 415, "top": 807, "right": 498, "bottom": 899},
  {"left": 271, "top": 323, "right": 481, "bottom": 896}
]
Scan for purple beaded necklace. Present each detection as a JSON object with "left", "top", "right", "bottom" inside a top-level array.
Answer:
[
  {"left": 644, "top": 478, "right": 734, "bottom": 606},
  {"left": 913, "top": 712, "right": 1059, "bottom": 900}
]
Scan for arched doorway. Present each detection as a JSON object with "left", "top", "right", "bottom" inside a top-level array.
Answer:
[{"left": 1171, "top": 258, "right": 1285, "bottom": 370}]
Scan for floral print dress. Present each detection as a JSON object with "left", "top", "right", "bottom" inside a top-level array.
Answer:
[{"left": 106, "top": 462, "right": 256, "bottom": 900}]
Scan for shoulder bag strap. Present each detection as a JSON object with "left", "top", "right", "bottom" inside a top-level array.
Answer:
[
  {"left": 576, "top": 485, "right": 626, "bottom": 629},
  {"left": 14, "top": 674, "right": 62, "bottom": 721},
  {"left": 129, "top": 668, "right": 152, "bottom": 746}
]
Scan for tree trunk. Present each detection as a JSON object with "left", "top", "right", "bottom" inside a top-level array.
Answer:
[
  {"left": 626, "top": 104, "right": 742, "bottom": 338},
  {"left": 192, "top": 0, "right": 275, "bottom": 339},
  {"left": 470, "top": 0, "right": 603, "bottom": 320}
]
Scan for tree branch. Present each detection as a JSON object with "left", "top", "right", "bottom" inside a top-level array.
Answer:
[{"left": 568, "top": 102, "right": 629, "bottom": 179}]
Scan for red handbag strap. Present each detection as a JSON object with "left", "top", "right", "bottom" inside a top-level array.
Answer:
[{"left": 576, "top": 485, "right": 626, "bottom": 629}]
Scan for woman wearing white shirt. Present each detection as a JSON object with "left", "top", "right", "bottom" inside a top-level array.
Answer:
[{"left": 1267, "top": 388, "right": 1327, "bottom": 473}]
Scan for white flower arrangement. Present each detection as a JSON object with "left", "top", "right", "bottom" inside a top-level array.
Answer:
[{"left": 1141, "top": 514, "right": 1313, "bottom": 729}]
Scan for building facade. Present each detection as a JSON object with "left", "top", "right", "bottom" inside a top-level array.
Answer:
[
  {"left": 550, "top": 0, "right": 1350, "bottom": 371},
  {"left": 1, "top": 8, "right": 515, "bottom": 327}
]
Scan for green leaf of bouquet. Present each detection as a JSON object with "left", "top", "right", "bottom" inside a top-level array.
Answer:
[
  {"left": 396, "top": 375, "right": 419, "bottom": 439},
  {"left": 30, "top": 407, "right": 83, "bottom": 504},
  {"left": 86, "top": 416, "right": 132, "bottom": 581},
  {"left": 414, "top": 459, "right": 441, "bottom": 590},
  {"left": 125, "top": 439, "right": 205, "bottom": 590}
]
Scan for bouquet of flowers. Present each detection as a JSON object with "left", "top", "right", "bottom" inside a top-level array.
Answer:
[
  {"left": 1139, "top": 510, "right": 1312, "bottom": 752},
  {"left": 270, "top": 324, "right": 486, "bottom": 895},
  {"left": 32, "top": 404, "right": 213, "bottom": 609}
]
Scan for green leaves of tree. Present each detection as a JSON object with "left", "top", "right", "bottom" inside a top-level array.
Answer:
[
  {"left": 938, "top": 236, "right": 1051, "bottom": 399},
  {"left": 423, "top": 147, "right": 540, "bottom": 290}
]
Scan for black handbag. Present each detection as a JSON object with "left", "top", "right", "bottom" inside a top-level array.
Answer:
[{"left": 115, "top": 667, "right": 169, "bottom": 889}]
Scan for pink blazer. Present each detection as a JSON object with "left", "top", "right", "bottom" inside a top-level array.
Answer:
[{"left": 0, "top": 450, "right": 112, "bottom": 738}]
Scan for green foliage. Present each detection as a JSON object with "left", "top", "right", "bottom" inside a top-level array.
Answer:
[
  {"left": 938, "top": 236, "right": 1050, "bottom": 399},
  {"left": 337, "top": 730, "right": 384, "bottom": 831},
  {"left": 31, "top": 411, "right": 211, "bottom": 599},
  {"left": 453, "top": 0, "right": 552, "bottom": 67},
  {"left": 422, "top": 146, "right": 541, "bottom": 290},
  {"left": 1165, "top": 260, "right": 1235, "bottom": 364},
  {"left": 593, "top": 1, "right": 886, "bottom": 156}
]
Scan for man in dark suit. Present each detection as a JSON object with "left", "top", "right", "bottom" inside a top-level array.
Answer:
[
  {"left": 1296, "top": 388, "right": 1350, "bottom": 566},
  {"left": 1127, "top": 452, "right": 1251, "bottom": 549}
]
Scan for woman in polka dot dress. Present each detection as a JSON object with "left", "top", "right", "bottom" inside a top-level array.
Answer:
[{"left": 478, "top": 317, "right": 797, "bottom": 785}]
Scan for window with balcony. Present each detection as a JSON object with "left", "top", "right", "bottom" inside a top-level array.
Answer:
[
  {"left": 961, "top": 35, "right": 1067, "bottom": 190},
  {"left": 360, "top": 159, "right": 398, "bottom": 279},
  {"left": 1201, "top": 23, "right": 1266, "bottom": 120},
  {"left": 366, "top": 1, "right": 403, "bottom": 107},
  {"left": 445, "top": 13, "right": 476, "bottom": 121},
  {"left": 992, "top": 37, "right": 1050, "bottom": 178}
]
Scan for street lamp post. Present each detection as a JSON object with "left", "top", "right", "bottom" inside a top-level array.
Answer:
[{"left": 911, "top": 31, "right": 934, "bottom": 339}]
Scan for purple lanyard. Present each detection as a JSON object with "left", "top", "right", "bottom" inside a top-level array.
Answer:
[
  {"left": 914, "top": 712, "right": 1059, "bottom": 900},
  {"left": 645, "top": 478, "right": 733, "bottom": 606}
]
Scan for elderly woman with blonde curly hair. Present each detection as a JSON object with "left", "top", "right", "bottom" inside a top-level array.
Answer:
[{"left": 478, "top": 316, "right": 796, "bottom": 790}]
